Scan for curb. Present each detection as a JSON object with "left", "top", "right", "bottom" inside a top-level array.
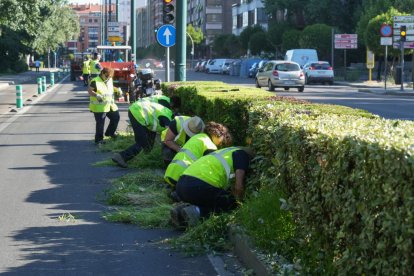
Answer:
[
  {"left": 228, "top": 226, "right": 273, "bottom": 276},
  {"left": 358, "top": 88, "right": 414, "bottom": 96},
  {"left": 0, "top": 82, "right": 10, "bottom": 90}
]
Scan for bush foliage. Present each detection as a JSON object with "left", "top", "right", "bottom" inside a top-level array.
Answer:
[{"left": 162, "top": 81, "right": 414, "bottom": 274}]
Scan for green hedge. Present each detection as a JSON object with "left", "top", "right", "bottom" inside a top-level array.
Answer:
[{"left": 162, "top": 81, "right": 414, "bottom": 274}]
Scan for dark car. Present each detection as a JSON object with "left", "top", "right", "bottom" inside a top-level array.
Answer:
[{"left": 248, "top": 62, "right": 259, "bottom": 78}]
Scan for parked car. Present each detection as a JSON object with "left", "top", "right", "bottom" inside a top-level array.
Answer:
[
  {"left": 248, "top": 60, "right": 269, "bottom": 78},
  {"left": 221, "top": 59, "right": 234, "bottom": 75},
  {"left": 303, "top": 61, "right": 334, "bottom": 85},
  {"left": 205, "top": 58, "right": 228, "bottom": 74},
  {"left": 248, "top": 62, "right": 259, "bottom": 78},
  {"left": 194, "top": 61, "right": 203, "bottom": 72},
  {"left": 255, "top": 60, "right": 305, "bottom": 92},
  {"left": 199, "top": 60, "right": 208, "bottom": 72},
  {"left": 228, "top": 59, "right": 242, "bottom": 76}
]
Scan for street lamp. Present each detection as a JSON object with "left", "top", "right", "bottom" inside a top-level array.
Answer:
[{"left": 186, "top": 32, "right": 194, "bottom": 69}]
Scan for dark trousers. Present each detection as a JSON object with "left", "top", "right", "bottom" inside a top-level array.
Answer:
[
  {"left": 176, "top": 175, "right": 237, "bottom": 217},
  {"left": 119, "top": 110, "right": 155, "bottom": 161},
  {"left": 35, "top": 66, "right": 39, "bottom": 72},
  {"left": 161, "top": 144, "right": 176, "bottom": 166},
  {"left": 82, "top": 74, "right": 89, "bottom": 86},
  {"left": 93, "top": 110, "right": 120, "bottom": 143}
]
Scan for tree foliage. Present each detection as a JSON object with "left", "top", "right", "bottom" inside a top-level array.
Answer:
[
  {"left": 213, "top": 34, "right": 242, "bottom": 58},
  {"left": 299, "top": 24, "right": 332, "bottom": 60},
  {"left": 239, "top": 25, "right": 265, "bottom": 52},
  {"left": 0, "top": 0, "right": 79, "bottom": 72},
  {"left": 249, "top": 32, "right": 273, "bottom": 56}
]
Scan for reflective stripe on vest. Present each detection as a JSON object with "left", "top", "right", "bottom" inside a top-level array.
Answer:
[
  {"left": 141, "top": 102, "right": 158, "bottom": 131},
  {"left": 171, "top": 159, "right": 188, "bottom": 168},
  {"left": 89, "top": 77, "right": 117, "bottom": 112},
  {"left": 180, "top": 148, "right": 197, "bottom": 161},
  {"left": 174, "top": 117, "right": 185, "bottom": 142},
  {"left": 160, "top": 116, "right": 190, "bottom": 145},
  {"left": 210, "top": 147, "right": 238, "bottom": 181}
]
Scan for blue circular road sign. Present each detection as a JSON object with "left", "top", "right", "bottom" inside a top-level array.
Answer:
[
  {"left": 380, "top": 24, "right": 392, "bottom": 37},
  {"left": 156, "top": 24, "right": 176, "bottom": 47}
]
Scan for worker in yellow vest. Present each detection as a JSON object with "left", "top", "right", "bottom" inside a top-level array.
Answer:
[
  {"left": 164, "top": 121, "right": 232, "bottom": 187},
  {"left": 87, "top": 68, "right": 121, "bottom": 145},
  {"left": 140, "top": 94, "right": 180, "bottom": 115},
  {"left": 89, "top": 52, "right": 102, "bottom": 79},
  {"left": 82, "top": 56, "right": 91, "bottom": 86},
  {"left": 111, "top": 100, "right": 174, "bottom": 168},
  {"left": 161, "top": 115, "right": 205, "bottom": 166},
  {"left": 171, "top": 147, "right": 254, "bottom": 227}
]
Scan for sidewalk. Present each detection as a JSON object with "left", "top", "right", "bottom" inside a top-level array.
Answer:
[
  {"left": 336, "top": 80, "right": 414, "bottom": 96},
  {"left": 0, "top": 68, "right": 61, "bottom": 90}
]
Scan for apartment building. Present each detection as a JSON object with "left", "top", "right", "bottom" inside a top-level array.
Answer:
[
  {"left": 187, "top": 0, "right": 233, "bottom": 45},
  {"left": 232, "top": 0, "right": 269, "bottom": 36}
]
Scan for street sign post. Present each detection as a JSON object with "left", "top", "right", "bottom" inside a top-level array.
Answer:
[
  {"left": 334, "top": 34, "right": 358, "bottom": 79},
  {"left": 393, "top": 16, "right": 414, "bottom": 91},
  {"left": 380, "top": 24, "right": 392, "bottom": 90},
  {"left": 156, "top": 24, "right": 176, "bottom": 82}
]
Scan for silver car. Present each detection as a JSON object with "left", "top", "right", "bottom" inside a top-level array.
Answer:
[{"left": 255, "top": 60, "right": 305, "bottom": 92}]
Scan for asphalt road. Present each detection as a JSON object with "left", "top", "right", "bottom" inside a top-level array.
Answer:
[
  {"left": 0, "top": 79, "right": 219, "bottom": 275},
  {"left": 182, "top": 69, "right": 414, "bottom": 120}
]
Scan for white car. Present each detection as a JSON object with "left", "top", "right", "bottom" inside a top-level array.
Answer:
[
  {"left": 303, "top": 61, "right": 334, "bottom": 85},
  {"left": 255, "top": 60, "right": 305, "bottom": 92}
]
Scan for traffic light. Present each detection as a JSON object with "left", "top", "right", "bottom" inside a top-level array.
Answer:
[
  {"left": 400, "top": 25, "right": 407, "bottom": 42},
  {"left": 163, "top": 0, "right": 175, "bottom": 24}
]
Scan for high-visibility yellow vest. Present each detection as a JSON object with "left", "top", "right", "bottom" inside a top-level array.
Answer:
[
  {"left": 182, "top": 147, "right": 239, "bottom": 189},
  {"left": 90, "top": 59, "right": 101, "bottom": 74},
  {"left": 164, "top": 133, "right": 217, "bottom": 186},
  {"left": 129, "top": 101, "right": 173, "bottom": 132},
  {"left": 140, "top": 95, "right": 170, "bottom": 104},
  {"left": 89, "top": 76, "right": 118, "bottom": 113},
  {"left": 82, "top": 60, "right": 91, "bottom": 74},
  {"left": 160, "top": 116, "right": 190, "bottom": 146}
]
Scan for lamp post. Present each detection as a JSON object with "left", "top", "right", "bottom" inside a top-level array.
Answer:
[{"left": 186, "top": 32, "right": 194, "bottom": 69}]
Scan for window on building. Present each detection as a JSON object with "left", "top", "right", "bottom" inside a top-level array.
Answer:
[
  {"left": 256, "top": 8, "right": 268, "bottom": 24},
  {"left": 248, "top": 10, "right": 255, "bottom": 25},
  {"left": 80, "top": 18, "right": 85, "bottom": 23},
  {"left": 89, "top": 19, "right": 92, "bottom": 23},
  {"left": 206, "top": 14, "right": 222, "bottom": 22},
  {"left": 94, "top": 19, "right": 98, "bottom": 23},
  {"left": 242, "top": 12, "right": 248, "bottom": 27},
  {"left": 237, "top": 14, "right": 243, "bottom": 28},
  {"left": 206, "top": 0, "right": 221, "bottom": 6},
  {"left": 233, "top": 15, "right": 237, "bottom": 29}
]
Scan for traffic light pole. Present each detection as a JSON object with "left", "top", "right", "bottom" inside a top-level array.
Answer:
[
  {"left": 131, "top": 0, "right": 136, "bottom": 58},
  {"left": 175, "top": 0, "right": 187, "bottom": 81},
  {"left": 401, "top": 41, "right": 404, "bottom": 91}
]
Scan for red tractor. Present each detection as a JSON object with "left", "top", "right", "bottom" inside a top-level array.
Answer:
[{"left": 96, "top": 45, "right": 136, "bottom": 102}]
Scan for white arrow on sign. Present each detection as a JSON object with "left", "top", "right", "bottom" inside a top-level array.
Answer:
[{"left": 163, "top": 27, "right": 172, "bottom": 45}]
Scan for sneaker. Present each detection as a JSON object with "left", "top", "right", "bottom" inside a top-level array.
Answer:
[
  {"left": 95, "top": 140, "right": 106, "bottom": 146},
  {"left": 105, "top": 132, "right": 118, "bottom": 139},
  {"left": 180, "top": 205, "right": 200, "bottom": 227},
  {"left": 112, "top": 153, "right": 128, "bottom": 168},
  {"left": 170, "top": 203, "right": 189, "bottom": 230}
]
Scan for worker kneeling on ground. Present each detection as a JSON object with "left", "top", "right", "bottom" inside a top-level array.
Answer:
[
  {"left": 161, "top": 115, "right": 206, "bottom": 166},
  {"left": 111, "top": 97, "right": 180, "bottom": 168},
  {"left": 164, "top": 121, "right": 232, "bottom": 187},
  {"left": 171, "top": 147, "right": 255, "bottom": 228},
  {"left": 140, "top": 95, "right": 180, "bottom": 115}
]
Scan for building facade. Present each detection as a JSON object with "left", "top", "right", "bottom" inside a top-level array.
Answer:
[{"left": 232, "top": 0, "right": 269, "bottom": 36}]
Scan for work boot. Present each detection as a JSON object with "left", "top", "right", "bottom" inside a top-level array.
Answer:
[
  {"left": 169, "top": 191, "right": 182, "bottom": 203},
  {"left": 170, "top": 203, "right": 190, "bottom": 230},
  {"left": 180, "top": 205, "right": 200, "bottom": 227},
  {"left": 112, "top": 153, "right": 128, "bottom": 168}
]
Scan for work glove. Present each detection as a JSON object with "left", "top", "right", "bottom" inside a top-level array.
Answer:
[{"left": 96, "top": 94, "right": 103, "bottom": 102}]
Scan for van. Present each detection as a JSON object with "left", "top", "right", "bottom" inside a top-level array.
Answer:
[
  {"left": 284, "top": 49, "right": 318, "bottom": 67},
  {"left": 205, "top": 59, "right": 227, "bottom": 74}
]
